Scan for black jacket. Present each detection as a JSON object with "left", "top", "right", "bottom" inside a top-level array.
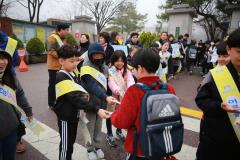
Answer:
[
  {"left": 195, "top": 62, "right": 240, "bottom": 147},
  {"left": 54, "top": 71, "right": 98, "bottom": 122},
  {"left": 0, "top": 76, "right": 32, "bottom": 139},
  {"left": 105, "top": 44, "right": 114, "bottom": 66}
]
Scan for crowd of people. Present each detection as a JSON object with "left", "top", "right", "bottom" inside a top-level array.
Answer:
[{"left": 0, "top": 23, "right": 239, "bottom": 160}]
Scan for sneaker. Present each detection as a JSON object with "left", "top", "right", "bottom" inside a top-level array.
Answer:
[
  {"left": 116, "top": 130, "right": 125, "bottom": 142},
  {"left": 95, "top": 148, "right": 104, "bottom": 159},
  {"left": 16, "top": 141, "right": 26, "bottom": 153},
  {"left": 87, "top": 151, "right": 97, "bottom": 160},
  {"left": 106, "top": 134, "right": 117, "bottom": 147}
]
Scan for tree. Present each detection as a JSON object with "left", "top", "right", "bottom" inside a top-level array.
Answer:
[
  {"left": 16, "top": 0, "right": 44, "bottom": 22},
  {"left": 77, "top": 0, "right": 126, "bottom": 34},
  {"left": 0, "top": 0, "right": 14, "bottom": 17},
  {"left": 36, "top": 0, "right": 43, "bottom": 23},
  {"left": 157, "top": 0, "right": 240, "bottom": 40},
  {"left": 106, "top": 2, "right": 147, "bottom": 34}
]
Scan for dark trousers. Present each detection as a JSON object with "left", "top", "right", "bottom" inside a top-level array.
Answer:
[
  {"left": 106, "top": 118, "right": 121, "bottom": 135},
  {"left": 58, "top": 120, "right": 78, "bottom": 160},
  {"left": 186, "top": 60, "right": 195, "bottom": 72},
  {"left": 0, "top": 130, "right": 17, "bottom": 160},
  {"left": 126, "top": 154, "right": 149, "bottom": 160},
  {"left": 48, "top": 70, "right": 58, "bottom": 107}
]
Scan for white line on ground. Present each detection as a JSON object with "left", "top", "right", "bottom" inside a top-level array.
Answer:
[{"left": 23, "top": 116, "right": 198, "bottom": 160}]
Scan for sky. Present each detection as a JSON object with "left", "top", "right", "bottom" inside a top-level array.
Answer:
[{"left": 7, "top": 0, "right": 166, "bottom": 27}]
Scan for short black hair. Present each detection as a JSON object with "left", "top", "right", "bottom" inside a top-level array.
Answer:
[
  {"left": 227, "top": 28, "right": 240, "bottom": 48},
  {"left": 216, "top": 41, "right": 228, "bottom": 55},
  {"left": 99, "top": 32, "right": 111, "bottom": 43},
  {"left": 56, "top": 23, "right": 69, "bottom": 32},
  {"left": 130, "top": 32, "right": 139, "bottom": 38},
  {"left": 132, "top": 48, "right": 160, "bottom": 73},
  {"left": 57, "top": 44, "right": 77, "bottom": 59},
  {"left": 184, "top": 33, "right": 189, "bottom": 37}
]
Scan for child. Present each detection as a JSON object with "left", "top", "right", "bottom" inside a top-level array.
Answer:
[
  {"left": 216, "top": 41, "right": 230, "bottom": 66},
  {"left": 106, "top": 50, "right": 135, "bottom": 147},
  {"left": 156, "top": 41, "right": 171, "bottom": 82},
  {"left": 111, "top": 48, "right": 176, "bottom": 160},
  {"left": 80, "top": 43, "right": 116, "bottom": 160},
  {"left": 195, "top": 28, "right": 240, "bottom": 160},
  {"left": 54, "top": 44, "right": 110, "bottom": 160}
]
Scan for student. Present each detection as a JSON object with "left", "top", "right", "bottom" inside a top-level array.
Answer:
[
  {"left": 81, "top": 43, "right": 116, "bottom": 160},
  {"left": 54, "top": 44, "right": 110, "bottom": 160},
  {"left": 215, "top": 41, "right": 230, "bottom": 66},
  {"left": 125, "top": 32, "right": 142, "bottom": 49},
  {"left": 111, "top": 48, "right": 176, "bottom": 160},
  {"left": 156, "top": 41, "right": 171, "bottom": 82},
  {"left": 195, "top": 28, "right": 240, "bottom": 160},
  {"left": 0, "top": 49, "right": 33, "bottom": 160},
  {"left": 106, "top": 50, "right": 135, "bottom": 147},
  {"left": 186, "top": 40, "right": 197, "bottom": 74},
  {"left": 99, "top": 32, "right": 114, "bottom": 66}
]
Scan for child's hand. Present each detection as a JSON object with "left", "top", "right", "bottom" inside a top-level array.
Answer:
[
  {"left": 221, "top": 103, "right": 240, "bottom": 113},
  {"left": 97, "top": 109, "right": 111, "bottom": 119},
  {"left": 106, "top": 96, "right": 117, "bottom": 105}
]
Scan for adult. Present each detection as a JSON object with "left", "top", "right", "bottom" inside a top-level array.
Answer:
[
  {"left": 0, "top": 49, "right": 33, "bottom": 160},
  {"left": 99, "top": 32, "right": 114, "bottom": 66},
  {"left": 46, "top": 24, "right": 69, "bottom": 109},
  {"left": 79, "top": 34, "right": 90, "bottom": 55},
  {"left": 110, "top": 31, "right": 121, "bottom": 45},
  {"left": 195, "top": 28, "right": 240, "bottom": 160}
]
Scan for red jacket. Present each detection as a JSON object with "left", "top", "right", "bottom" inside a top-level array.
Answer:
[{"left": 111, "top": 76, "right": 176, "bottom": 156}]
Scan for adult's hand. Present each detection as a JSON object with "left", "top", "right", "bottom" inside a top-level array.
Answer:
[{"left": 221, "top": 103, "right": 240, "bottom": 113}]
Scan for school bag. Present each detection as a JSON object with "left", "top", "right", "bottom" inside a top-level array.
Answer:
[
  {"left": 132, "top": 82, "right": 183, "bottom": 160},
  {"left": 188, "top": 47, "right": 197, "bottom": 59}
]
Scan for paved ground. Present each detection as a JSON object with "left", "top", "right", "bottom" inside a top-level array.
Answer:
[{"left": 15, "top": 63, "right": 203, "bottom": 160}]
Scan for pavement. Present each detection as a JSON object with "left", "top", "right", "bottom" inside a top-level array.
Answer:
[{"left": 15, "top": 63, "right": 204, "bottom": 160}]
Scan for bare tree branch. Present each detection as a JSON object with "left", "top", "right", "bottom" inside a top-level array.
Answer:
[{"left": 77, "top": 0, "right": 126, "bottom": 34}]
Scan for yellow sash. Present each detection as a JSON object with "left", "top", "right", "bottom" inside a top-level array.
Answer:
[
  {"left": 210, "top": 66, "right": 240, "bottom": 142},
  {"left": 50, "top": 34, "right": 63, "bottom": 47},
  {"left": 55, "top": 80, "right": 88, "bottom": 99},
  {"left": 0, "top": 84, "right": 44, "bottom": 136},
  {"left": 161, "top": 74, "right": 167, "bottom": 83},
  {"left": 5, "top": 37, "right": 18, "bottom": 57},
  {"left": 0, "top": 84, "right": 17, "bottom": 107},
  {"left": 80, "top": 66, "right": 107, "bottom": 90}
]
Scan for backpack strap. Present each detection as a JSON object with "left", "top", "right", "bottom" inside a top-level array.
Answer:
[{"left": 135, "top": 83, "right": 150, "bottom": 92}]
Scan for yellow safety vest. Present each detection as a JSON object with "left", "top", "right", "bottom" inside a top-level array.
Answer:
[
  {"left": 5, "top": 37, "right": 18, "bottom": 57},
  {"left": 55, "top": 79, "right": 88, "bottom": 99},
  {"left": 0, "top": 84, "right": 44, "bottom": 136},
  {"left": 80, "top": 66, "right": 107, "bottom": 90},
  {"left": 74, "top": 68, "right": 80, "bottom": 77},
  {"left": 210, "top": 65, "right": 240, "bottom": 142},
  {"left": 50, "top": 34, "right": 63, "bottom": 47}
]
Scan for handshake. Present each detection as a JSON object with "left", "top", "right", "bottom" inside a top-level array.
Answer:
[{"left": 97, "top": 96, "right": 120, "bottom": 119}]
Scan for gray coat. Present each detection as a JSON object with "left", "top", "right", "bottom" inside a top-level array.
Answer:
[{"left": 0, "top": 77, "right": 32, "bottom": 139}]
